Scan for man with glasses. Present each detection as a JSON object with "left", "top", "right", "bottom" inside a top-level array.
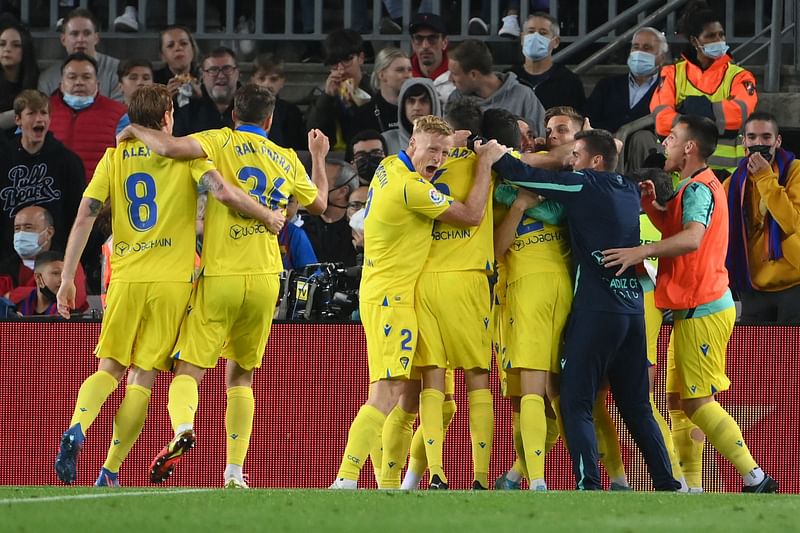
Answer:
[
  {"left": 173, "top": 47, "right": 240, "bottom": 136},
  {"left": 347, "top": 130, "right": 388, "bottom": 185},
  {"left": 409, "top": 13, "right": 455, "bottom": 109}
]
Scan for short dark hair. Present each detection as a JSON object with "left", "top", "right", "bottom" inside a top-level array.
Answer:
[
  {"left": 744, "top": 111, "right": 779, "bottom": 135},
  {"left": 34, "top": 250, "right": 63, "bottom": 272},
  {"left": 61, "top": 52, "right": 98, "bottom": 75},
  {"left": 61, "top": 7, "right": 99, "bottom": 33},
  {"left": 202, "top": 46, "right": 237, "bottom": 67},
  {"left": 253, "top": 53, "right": 285, "bottom": 77},
  {"left": 629, "top": 168, "right": 675, "bottom": 205},
  {"left": 574, "top": 129, "right": 619, "bottom": 171},
  {"left": 676, "top": 114, "right": 718, "bottom": 159},
  {"left": 482, "top": 108, "right": 521, "bottom": 150},
  {"left": 445, "top": 97, "right": 483, "bottom": 136},
  {"left": 323, "top": 28, "right": 364, "bottom": 66},
  {"left": 118, "top": 58, "right": 154, "bottom": 79},
  {"left": 128, "top": 85, "right": 173, "bottom": 130},
  {"left": 678, "top": 1, "right": 720, "bottom": 39},
  {"left": 347, "top": 129, "right": 388, "bottom": 162},
  {"left": 449, "top": 39, "right": 493, "bottom": 76},
  {"left": 234, "top": 83, "right": 276, "bottom": 125}
]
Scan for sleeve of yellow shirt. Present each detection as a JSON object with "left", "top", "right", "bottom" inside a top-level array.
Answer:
[
  {"left": 290, "top": 150, "right": 318, "bottom": 207},
  {"left": 84, "top": 147, "right": 113, "bottom": 202},
  {"left": 404, "top": 178, "right": 452, "bottom": 219},
  {"left": 187, "top": 157, "right": 217, "bottom": 183},
  {"left": 189, "top": 128, "right": 221, "bottom": 162}
]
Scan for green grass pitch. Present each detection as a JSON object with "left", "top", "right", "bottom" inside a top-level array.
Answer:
[{"left": 1, "top": 487, "right": 798, "bottom": 532}]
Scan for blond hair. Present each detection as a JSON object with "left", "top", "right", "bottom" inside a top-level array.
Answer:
[{"left": 412, "top": 115, "right": 454, "bottom": 137}]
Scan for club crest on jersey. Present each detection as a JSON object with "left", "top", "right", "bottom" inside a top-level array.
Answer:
[{"left": 429, "top": 189, "right": 446, "bottom": 205}]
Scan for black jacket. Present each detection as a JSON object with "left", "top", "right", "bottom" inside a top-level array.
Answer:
[
  {"left": 509, "top": 62, "right": 586, "bottom": 114},
  {"left": 586, "top": 73, "right": 657, "bottom": 133},
  {"left": 269, "top": 98, "right": 308, "bottom": 151},
  {"left": 306, "top": 76, "right": 374, "bottom": 148},
  {"left": 173, "top": 84, "right": 236, "bottom": 137},
  {"left": 351, "top": 92, "right": 400, "bottom": 134}
]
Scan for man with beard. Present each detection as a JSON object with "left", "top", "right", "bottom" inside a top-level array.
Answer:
[{"left": 173, "top": 47, "right": 239, "bottom": 136}]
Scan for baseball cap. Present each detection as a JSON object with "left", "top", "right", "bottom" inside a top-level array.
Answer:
[{"left": 409, "top": 13, "right": 447, "bottom": 35}]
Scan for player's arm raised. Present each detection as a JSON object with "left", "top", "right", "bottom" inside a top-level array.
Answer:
[
  {"left": 117, "top": 123, "right": 206, "bottom": 160},
  {"left": 199, "top": 170, "right": 285, "bottom": 234},
  {"left": 302, "top": 129, "right": 330, "bottom": 215},
  {"left": 436, "top": 139, "right": 507, "bottom": 226},
  {"left": 57, "top": 197, "right": 103, "bottom": 318}
]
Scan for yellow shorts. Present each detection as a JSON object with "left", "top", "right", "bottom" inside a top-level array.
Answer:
[
  {"left": 644, "top": 289, "right": 663, "bottom": 367},
  {"left": 172, "top": 273, "right": 280, "bottom": 371},
  {"left": 414, "top": 271, "right": 492, "bottom": 371},
  {"left": 95, "top": 281, "right": 192, "bottom": 372},
  {"left": 504, "top": 272, "right": 572, "bottom": 374},
  {"left": 361, "top": 302, "right": 418, "bottom": 382},
  {"left": 493, "top": 301, "right": 519, "bottom": 398},
  {"left": 666, "top": 306, "right": 735, "bottom": 399}
]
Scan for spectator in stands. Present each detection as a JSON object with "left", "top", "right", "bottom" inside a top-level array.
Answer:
[
  {"left": 0, "top": 19, "right": 38, "bottom": 134},
  {"left": 346, "top": 185, "right": 369, "bottom": 253},
  {"left": 352, "top": 47, "right": 411, "bottom": 135},
  {"left": 115, "top": 59, "right": 154, "bottom": 134},
  {"left": 173, "top": 47, "right": 240, "bottom": 136},
  {"left": 0, "top": 90, "right": 85, "bottom": 280},
  {"left": 725, "top": 112, "right": 800, "bottom": 324},
  {"left": 38, "top": 8, "right": 123, "bottom": 103},
  {"left": 252, "top": 53, "right": 307, "bottom": 150},
  {"left": 448, "top": 39, "right": 546, "bottom": 138},
  {"left": 409, "top": 13, "right": 455, "bottom": 108},
  {"left": 517, "top": 117, "right": 536, "bottom": 153},
  {"left": 153, "top": 25, "right": 201, "bottom": 105},
  {"left": 651, "top": 0, "right": 757, "bottom": 176},
  {"left": 383, "top": 77, "right": 441, "bottom": 155},
  {"left": 279, "top": 196, "right": 318, "bottom": 271},
  {"left": 6, "top": 206, "right": 87, "bottom": 310},
  {"left": 14, "top": 250, "right": 64, "bottom": 316},
  {"left": 48, "top": 53, "right": 126, "bottom": 183},
  {"left": 347, "top": 129, "right": 388, "bottom": 185},
  {"left": 302, "top": 158, "right": 360, "bottom": 266},
  {"left": 508, "top": 12, "right": 585, "bottom": 113},
  {"left": 306, "top": 29, "right": 373, "bottom": 150}
]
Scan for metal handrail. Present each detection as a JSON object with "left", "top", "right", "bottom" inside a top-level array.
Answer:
[{"left": 737, "top": 23, "right": 794, "bottom": 67}]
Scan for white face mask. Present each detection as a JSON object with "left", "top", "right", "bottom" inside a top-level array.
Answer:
[{"left": 13, "top": 230, "right": 43, "bottom": 258}]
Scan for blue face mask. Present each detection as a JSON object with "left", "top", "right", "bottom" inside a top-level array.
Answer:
[
  {"left": 627, "top": 51, "right": 658, "bottom": 77},
  {"left": 523, "top": 32, "right": 552, "bottom": 61},
  {"left": 13, "top": 231, "right": 43, "bottom": 258},
  {"left": 701, "top": 41, "right": 729, "bottom": 59},
  {"left": 63, "top": 93, "right": 95, "bottom": 110}
]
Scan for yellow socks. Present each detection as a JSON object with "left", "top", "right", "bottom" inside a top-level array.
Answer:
[
  {"left": 420, "top": 389, "right": 446, "bottom": 483},
  {"left": 168, "top": 374, "right": 199, "bottom": 433},
  {"left": 380, "top": 406, "right": 416, "bottom": 488},
  {"left": 520, "top": 394, "right": 547, "bottom": 483},
  {"left": 594, "top": 397, "right": 626, "bottom": 485},
  {"left": 544, "top": 415, "right": 560, "bottom": 454},
  {"left": 225, "top": 386, "right": 254, "bottom": 467},
  {"left": 102, "top": 384, "right": 151, "bottom": 473},
  {"left": 468, "top": 389, "right": 493, "bottom": 488},
  {"left": 510, "top": 410, "right": 528, "bottom": 479},
  {"left": 670, "top": 409, "right": 705, "bottom": 489},
  {"left": 690, "top": 401, "right": 758, "bottom": 477},
  {"left": 337, "top": 405, "right": 385, "bottom": 481},
  {"left": 370, "top": 429, "right": 383, "bottom": 487},
  {"left": 649, "top": 394, "right": 683, "bottom": 480},
  {"left": 407, "top": 425, "right": 427, "bottom": 479},
  {"left": 69, "top": 370, "right": 119, "bottom": 435}
]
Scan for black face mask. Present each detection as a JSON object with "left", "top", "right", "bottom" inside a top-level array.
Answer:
[
  {"left": 356, "top": 155, "right": 383, "bottom": 184},
  {"left": 39, "top": 284, "right": 57, "bottom": 303},
  {"left": 748, "top": 144, "right": 774, "bottom": 162}
]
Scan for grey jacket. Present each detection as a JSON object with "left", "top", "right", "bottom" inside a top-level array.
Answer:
[
  {"left": 382, "top": 77, "right": 442, "bottom": 155},
  {"left": 38, "top": 52, "right": 123, "bottom": 103}
]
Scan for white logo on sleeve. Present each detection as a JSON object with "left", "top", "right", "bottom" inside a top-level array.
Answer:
[{"left": 429, "top": 189, "right": 445, "bottom": 205}]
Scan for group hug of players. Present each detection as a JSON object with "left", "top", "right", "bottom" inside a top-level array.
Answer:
[{"left": 52, "top": 81, "right": 776, "bottom": 493}]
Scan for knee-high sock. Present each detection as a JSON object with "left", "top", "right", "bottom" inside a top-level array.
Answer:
[
  {"left": 468, "top": 389, "right": 493, "bottom": 488},
  {"left": 370, "top": 428, "right": 384, "bottom": 488},
  {"left": 420, "top": 389, "right": 446, "bottom": 483},
  {"left": 593, "top": 396, "right": 626, "bottom": 484},
  {"left": 102, "top": 384, "right": 150, "bottom": 473},
  {"left": 226, "top": 386, "right": 254, "bottom": 467},
  {"left": 520, "top": 394, "right": 547, "bottom": 482},
  {"left": 69, "top": 370, "right": 119, "bottom": 435},
  {"left": 544, "top": 415, "right": 560, "bottom": 454},
  {"left": 380, "top": 406, "right": 416, "bottom": 488},
  {"left": 510, "top": 410, "right": 528, "bottom": 479},
  {"left": 167, "top": 374, "right": 199, "bottom": 433},
  {"left": 649, "top": 394, "right": 683, "bottom": 481},
  {"left": 407, "top": 399, "right": 456, "bottom": 480},
  {"left": 337, "top": 405, "right": 386, "bottom": 481},
  {"left": 670, "top": 409, "right": 704, "bottom": 489},
  {"left": 690, "top": 401, "right": 758, "bottom": 477}
]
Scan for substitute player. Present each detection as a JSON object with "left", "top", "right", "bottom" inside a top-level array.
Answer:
[
  {"left": 118, "top": 84, "right": 329, "bottom": 488},
  {"left": 54, "top": 85, "right": 285, "bottom": 486},
  {"left": 603, "top": 115, "right": 777, "bottom": 493},
  {"left": 329, "top": 116, "right": 500, "bottom": 489}
]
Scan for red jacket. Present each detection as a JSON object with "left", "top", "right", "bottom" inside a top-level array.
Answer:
[{"left": 48, "top": 92, "right": 126, "bottom": 183}]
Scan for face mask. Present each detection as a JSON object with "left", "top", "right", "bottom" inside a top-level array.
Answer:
[
  {"left": 63, "top": 93, "right": 95, "bottom": 110},
  {"left": 747, "top": 144, "right": 774, "bottom": 162},
  {"left": 355, "top": 155, "right": 382, "bottom": 184},
  {"left": 13, "top": 231, "right": 43, "bottom": 258},
  {"left": 39, "top": 283, "right": 57, "bottom": 303},
  {"left": 523, "top": 32, "right": 552, "bottom": 61},
  {"left": 627, "top": 51, "right": 657, "bottom": 77},
  {"left": 701, "top": 41, "right": 729, "bottom": 59}
]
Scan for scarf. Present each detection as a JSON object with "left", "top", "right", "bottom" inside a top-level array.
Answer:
[{"left": 726, "top": 147, "right": 795, "bottom": 290}]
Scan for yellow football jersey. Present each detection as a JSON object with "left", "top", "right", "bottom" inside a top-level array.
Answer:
[
  {"left": 422, "top": 147, "right": 494, "bottom": 274},
  {"left": 360, "top": 151, "right": 453, "bottom": 306},
  {"left": 191, "top": 125, "right": 318, "bottom": 276},
  {"left": 504, "top": 213, "right": 571, "bottom": 285},
  {"left": 85, "top": 140, "right": 210, "bottom": 282}
]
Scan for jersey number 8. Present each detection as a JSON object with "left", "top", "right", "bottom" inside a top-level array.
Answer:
[{"left": 125, "top": 172, "right": 158, "bottom": 231}]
